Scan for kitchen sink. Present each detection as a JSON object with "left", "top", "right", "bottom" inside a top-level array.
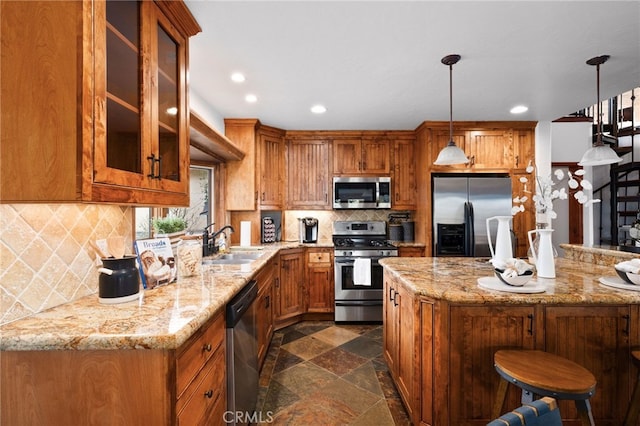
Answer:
[
  {"left": 203, "top": 258, "right": 254, "bottom": 265},
  {"left": 202, "top": 251, "right": 264, "bottom": 265}
]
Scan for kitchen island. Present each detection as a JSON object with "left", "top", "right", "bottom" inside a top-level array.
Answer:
[{"left": 380, "top": 256, "right": 640, "bottom": 426}]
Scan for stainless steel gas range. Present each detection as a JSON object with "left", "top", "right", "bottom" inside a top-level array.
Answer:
[{"left": 333, "top": 221, "right": 398, "bottom": 322}]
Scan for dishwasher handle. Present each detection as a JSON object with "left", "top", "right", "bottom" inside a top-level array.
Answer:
[{"left": 226, "top": 280, "right": 258, "bottom": 328}]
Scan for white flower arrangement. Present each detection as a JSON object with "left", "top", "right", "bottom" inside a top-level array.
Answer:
[{"left": 512, "top": 161, "right": 600, "bottom": 218}]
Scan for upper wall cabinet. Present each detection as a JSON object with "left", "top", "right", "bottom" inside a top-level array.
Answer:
[
  {"left": 391, "top": 136, "right": 417, "bottom": 210},
  {"left": 285, "top": 137, "right": 332, "bottom": 210},
  {"left": 0, "top": 0, "right": 200, "bottom": 205},
  {"left": 333, "top": 137, "right": 390, "bottom": 175},
  {"left": 225, "top": 119, "right": 285, "bottom": 211},
  {"left": 426, "top": 121, "right": 537, "bottom": 172}
]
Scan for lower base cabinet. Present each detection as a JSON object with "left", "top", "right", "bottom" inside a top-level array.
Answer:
[
  {"left": 383, "top": 270, "right": 639, "bottom": 426},
  {"left": 1, "top": 311, "right": 226, "bottom": 425}
]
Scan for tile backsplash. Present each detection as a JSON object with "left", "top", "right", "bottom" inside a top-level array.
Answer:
[{"left": 0, "top": 204, "right": 133, "bottom": 325}]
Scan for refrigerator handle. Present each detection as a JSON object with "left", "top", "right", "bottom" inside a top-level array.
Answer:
[{"left": 464, "top": 202, "right": 475, "bottom": 257}]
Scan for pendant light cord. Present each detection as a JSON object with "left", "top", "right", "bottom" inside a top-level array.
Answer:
[{"left": 449, "top": 63, "right": 454, "bottom": 145}]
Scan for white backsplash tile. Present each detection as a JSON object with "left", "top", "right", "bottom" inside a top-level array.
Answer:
[{"left": 0, "top": 204, "right": 133, "bottom": 325}]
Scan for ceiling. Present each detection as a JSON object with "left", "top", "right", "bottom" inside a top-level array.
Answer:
[{"left": 185, "top": 1, "right": 640, "bottom": 131}]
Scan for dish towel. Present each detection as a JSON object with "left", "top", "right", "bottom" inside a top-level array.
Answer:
[{"left": 353, "top": 258, "right": 372, "bottom": 286}]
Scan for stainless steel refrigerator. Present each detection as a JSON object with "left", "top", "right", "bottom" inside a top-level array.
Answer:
[{"left": 432, "top": 174, "right": 513, "bottom": 257}]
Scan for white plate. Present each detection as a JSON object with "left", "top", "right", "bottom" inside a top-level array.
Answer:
[
  {"left": 477, "top": 276, "right": 546, "bottom": 294},
  {"left": 599, "top": 276, "right": 640, "bottom": 292}
]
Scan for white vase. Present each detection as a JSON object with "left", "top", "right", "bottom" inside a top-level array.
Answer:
[{"left": 528, "top": 228, "right": 556, "bottom": 278}]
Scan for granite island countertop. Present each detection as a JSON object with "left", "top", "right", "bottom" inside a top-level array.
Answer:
[
  {"left": 0, "top": 242, "right": 333, "bottom": 352},
  {"left": 379, "top": 256, "right": 640, "bottom": 305}
]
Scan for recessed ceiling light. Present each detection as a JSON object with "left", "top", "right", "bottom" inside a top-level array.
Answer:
[
  {"left": 311, "top": 105, "right": 327, "bottom": 114},
  {"left": 245, "top": 94, "right": 257, "bottom": 103},
  {"left": 231, "top": 72, "right": 246, "bottom": 83},
  {"left": 510, "top": 105, "right": 528, "bottom": 114}
]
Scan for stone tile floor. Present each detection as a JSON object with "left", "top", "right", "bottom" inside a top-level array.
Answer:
[{"left": 256, "top": 321, "right": 411, "bottom": 425}]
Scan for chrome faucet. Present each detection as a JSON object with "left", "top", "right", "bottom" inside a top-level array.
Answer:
[{"left": 202, "top": 224, "right": 235, "bottom": 257}]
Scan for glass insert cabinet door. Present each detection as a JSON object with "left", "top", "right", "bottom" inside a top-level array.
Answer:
[{"left": 93, "top": 0, "right": 188, "bottom": 193}]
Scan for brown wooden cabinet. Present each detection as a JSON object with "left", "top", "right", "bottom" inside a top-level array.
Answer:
[
  {"left": 513, "top": 129, "right": 535, "bottom": 170},
  {"left": 256, "top": 258, "right": 277, "bottom": 368},
  {"left": 427, "top": 122, "right": 536, "bottom": 172},
  {"left": 1, "top": 310, "right": 225, "bottom": 425},
  {"left": 175, "top": 311, "right": 226, "bottom": 425},
  {"left": 398, "top": 246, "right": 424, "bottom": 257},
  {"left": 383, "top": 274, "right": 418, "bottom": 423},
  {"left": 391, "top": 137, "right": 417, "bottom": 210},
  {"left": 447, "top": 305, "right": 537, "bottom": 425},
  {"left": 275, "top": 248, "right": 306, "bottom": 327},
  {"left": 285, "top": 138, "right": 332, "bottom": 209},
  {"left": 225, "top": 120, "right": 285, "bottom": 210},
  {"left": 544, "top": 305, "right": 632, "bottom": 425},
  {"left": 306, "top": 249, "right": 334, "bottom": 313},
  {"left": 333, "top": 137, "right": 390, "bottom": 175},
  {"left": 0, "top": 0, "right": 199, "bottom": 205},
  {"left": 259, "top": 131, "right": 285, "bottom": 209}
]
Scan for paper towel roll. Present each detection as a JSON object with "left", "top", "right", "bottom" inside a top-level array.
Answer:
[{"left": 240, "top": 221, "right": 252, "bottom": 247}]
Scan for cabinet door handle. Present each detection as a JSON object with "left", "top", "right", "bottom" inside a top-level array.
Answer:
[
  {"left": 515, "top": 155, "right": 519, "bottom": 167},
  {"left": 265, "top": 295, "right": 270, "bottom": 309},
  {"left": 527, "top": 314, "right": 534, "bottom": 335},
  {"left": 393, "top": 291, "right": 399, "bottom": 306},
  {"left": 147, "top": 154, "right": 156, "bottom": 178},
  {"left": 470, "top": 155, "right": 475, "bottom": 166},
  {"left": 156, "top": 155, "right": 162, "bottom": 179},
  {"left": 389, "top": 287, "right": 395, "bottom": 301},
  {"left": 262, "top": 192, "right": 265, "bottom": 201},
  {"left": 623, "top": 314, "right": 630, "bottom": 336},
  {"left": 203, "top": 343, "right": 212, "bottom": 352},
  {"left": 204, "top": 390, "right": 214, "bottom": 398}
]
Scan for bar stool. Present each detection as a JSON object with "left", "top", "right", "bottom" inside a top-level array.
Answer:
[
  {"left": 624, "top": 350, "right": 640, "bottom": 426},
  {"left": 492, "top": 349, "right": 597, "bottom": 426}
]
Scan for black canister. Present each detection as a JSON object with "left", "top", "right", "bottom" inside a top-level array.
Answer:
[
  {"left": 402, "top": 221, "right": 415, "bottom": 242},
  {"left": 389, "top": 224, "right": 404, "bottom": 242},
  {"left": 98, "top": 256, "right": 140, "bottom": 303}
]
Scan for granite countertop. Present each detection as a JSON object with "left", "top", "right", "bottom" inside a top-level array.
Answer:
[
  {"left": 0, "top": 242, "right": 323, "bottom": 352},
  {"left": 380, "top": 256, "right": 640, "bottom": 305}
]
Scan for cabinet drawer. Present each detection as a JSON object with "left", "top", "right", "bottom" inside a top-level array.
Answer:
[
  {"left": 176, "top": 348, "right": 225, "bottom": 425},
  {"left": 308, "top": 252, "right": 331, "bottom": 263},
  {"left": 176, "top": 312, "right": 225, "bottom": 399}
]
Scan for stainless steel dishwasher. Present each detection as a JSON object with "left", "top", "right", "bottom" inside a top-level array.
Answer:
[{"left": 226, "top": 280, "right": 258, "bottom": 426}]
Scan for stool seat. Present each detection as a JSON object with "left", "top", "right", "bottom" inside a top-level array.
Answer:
[
  {"left": 493, "top": 350, "right": 597, "bottom": 426},
  {"left": 495, "top": 349, "right": 597, "bottom": 398}
]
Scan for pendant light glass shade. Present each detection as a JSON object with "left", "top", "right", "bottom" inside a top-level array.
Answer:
[
  {"left": 434, "top": 141, "right": 470, "bottom": 165},
  {"left": 578, "top": 55, "right": 622, "bottom": 167},
  {"left": 578, "top": 144, "right": 623, "bottom": 166},
  {"left": 434, "top": 54, "right": 469, "bottom": 166}
]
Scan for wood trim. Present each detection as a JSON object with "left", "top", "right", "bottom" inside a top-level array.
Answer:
[
  {"left": 190, "top": 111, "right": 245, "bottom": 161},
  {"left": 154, "top": 0, "right": 201, "bottom": 37},
  {"left": 415, "top": 120, "right": 538, "bottom": 132}
]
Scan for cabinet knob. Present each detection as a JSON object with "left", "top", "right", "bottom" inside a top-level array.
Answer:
[
  {"left": 204, "top": 389, "right": 214, "bottom": 398},
  {"left": 203, "top": 343, "right": 212, "bottom": 352}
]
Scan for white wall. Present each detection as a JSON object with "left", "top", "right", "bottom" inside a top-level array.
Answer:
[{"left": 548, "top": 120, "right": 600, "bottom": 248}]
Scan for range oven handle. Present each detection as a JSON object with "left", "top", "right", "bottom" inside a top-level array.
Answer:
[
  {"left": 335, "top": 301, "right": 383, "bottom": 307},
  {"left": 335, "top": 258, "right": 382, "bottom": 264}
]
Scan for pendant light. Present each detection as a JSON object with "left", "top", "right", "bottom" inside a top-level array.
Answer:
[
  {"left": 578, "top": 55, "right": 622, "bottom": 166},
  {"left": 434, "top": 54, "right": 470, "bottom": 166}
]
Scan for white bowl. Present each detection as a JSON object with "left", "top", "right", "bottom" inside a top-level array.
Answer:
[
  {"left": 615, "top": 268, "right": 640, "bottom": 285},
  {"left": 494, "top": 269, "right": 533, "bottom": 287}
]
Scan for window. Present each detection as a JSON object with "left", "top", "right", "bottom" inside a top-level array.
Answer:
[{"left": 134, "top": 166, "right": 213, "bottom": 239}]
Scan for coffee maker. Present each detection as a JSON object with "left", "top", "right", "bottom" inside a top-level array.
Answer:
[{"left": 298, "top": 217, "right": 318, "bottom": 243}]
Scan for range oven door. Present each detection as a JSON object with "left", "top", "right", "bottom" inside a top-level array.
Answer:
[{"left": 334, "top": 256, "right": 384, "bottom": 322}]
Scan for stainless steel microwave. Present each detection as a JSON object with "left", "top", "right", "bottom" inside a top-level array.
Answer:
[{"left": 333, "top": 177, "right": 391, "bottom": 209}]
